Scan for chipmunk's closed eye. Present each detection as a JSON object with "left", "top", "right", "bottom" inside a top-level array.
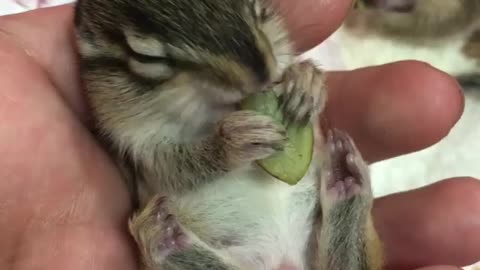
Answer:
[{"left": 125, "top": 31, "right": 175, "bottom": 80}]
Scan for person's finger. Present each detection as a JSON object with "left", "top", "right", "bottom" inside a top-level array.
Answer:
[
  {"left": 373, "top": 178, "right": 480, "bottom": 269},
  {"left": 324, "top": 61, "right": 464, "bottom": 163},
  {"left": 0, "top": 34, "right": 136, "bottom": 270},
  {"left": 272, "top": 0, "right": 353, "bottom": 52}
]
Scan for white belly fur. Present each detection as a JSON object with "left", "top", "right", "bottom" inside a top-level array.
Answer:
[{"left": 174, "top": 162, "right": 319, "bottom": 270}]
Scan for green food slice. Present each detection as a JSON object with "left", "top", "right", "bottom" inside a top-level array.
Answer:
[{"left": 240, "top": 91, "right": 314, "bottom": 185}]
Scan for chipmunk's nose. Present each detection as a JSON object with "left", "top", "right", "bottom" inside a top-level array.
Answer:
[{"left": 363, "top": 0, "right": 415, "bottom": 12}]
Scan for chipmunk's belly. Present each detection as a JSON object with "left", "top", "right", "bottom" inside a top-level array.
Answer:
[{"left": 175, "top": 164, "right": 318, "bottom": 270}]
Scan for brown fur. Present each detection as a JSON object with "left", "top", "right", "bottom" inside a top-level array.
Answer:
[{"left": 74, "top": 1, "right": 384, "bottom": 269}]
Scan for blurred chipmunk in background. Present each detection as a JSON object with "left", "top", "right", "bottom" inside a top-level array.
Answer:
[{"left": 339, "top": 0, "right": 480, "bottom": 89}]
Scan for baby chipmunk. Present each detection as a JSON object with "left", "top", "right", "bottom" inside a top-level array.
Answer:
[
  {"left": 74, "top": 0, "right": 384, "bottom": 270},
  {"left": 345, "top": 0, "right": 480, "bottom": 88}
]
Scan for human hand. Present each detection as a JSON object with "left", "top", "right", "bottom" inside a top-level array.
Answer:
[{"left": 0, "top": 1, "right": 478, "bottom": 270}]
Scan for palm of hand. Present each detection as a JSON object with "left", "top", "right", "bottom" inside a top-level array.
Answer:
[{"left": 0, "top": 45, "right": 136, "bottom": 269}]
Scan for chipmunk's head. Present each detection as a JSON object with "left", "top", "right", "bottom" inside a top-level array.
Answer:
[{"left": 75, "top": 0, "right": 293, "bottom": 103}]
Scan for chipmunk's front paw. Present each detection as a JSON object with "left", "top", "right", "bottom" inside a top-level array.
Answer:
[
  {"left": 275, "top": 60, "right": 326, "bottom": 126},
  {"left": 219, "top": 110, "right": 287, "bottom": 167}
]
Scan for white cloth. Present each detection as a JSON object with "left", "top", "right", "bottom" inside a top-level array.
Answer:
[{"left": 0, "top": 0, "right": 74, "bottom": 15}]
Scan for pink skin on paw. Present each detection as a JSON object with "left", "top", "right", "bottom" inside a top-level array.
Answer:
[
  {"left": 325, "top": 129, "right": 364, "bottom": 200},
  {"left": 153, "top": 196, "right": 190, "bottom": 257}
]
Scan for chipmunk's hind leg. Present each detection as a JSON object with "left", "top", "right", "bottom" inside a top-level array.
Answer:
[
  {"left": 309, "top": 129, "right": 383, "bottom": 270},
  {"left": 129, "top": 195, "right": 241, "bottom": 270}
]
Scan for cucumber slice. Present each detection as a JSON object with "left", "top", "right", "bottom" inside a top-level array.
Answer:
[{"left": 240, "top": 91, "right": 314, "bottom": 185}]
